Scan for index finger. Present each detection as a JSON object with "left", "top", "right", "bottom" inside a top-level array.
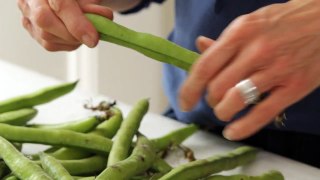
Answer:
[
  {"left": 48, "top": 0, "right": 98, "bottom": 47},
  {"left": 179, "top": 41, "right": 238, "bottom": 111}
]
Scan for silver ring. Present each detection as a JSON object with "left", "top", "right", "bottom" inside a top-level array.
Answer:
[{"left": 235, "top": 79, "right": 260, "bottom": 105}]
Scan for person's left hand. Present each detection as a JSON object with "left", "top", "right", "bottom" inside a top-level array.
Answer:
[{"left": 179, "top": 0, "right": 320, "bottom": 141}]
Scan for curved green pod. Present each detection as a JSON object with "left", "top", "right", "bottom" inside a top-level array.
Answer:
[
  {"left": 151, "top": 124, "right": 198, "bottom": 151},
  {"left": 28, "top": 116, "right": 101, "bottom": 133},
  {"left": 0, "top": 123, "right": 112, "bottom": 154},
  {"left": 0, "top": 81, "right": 78, "bottom": 114},
  {"left": 159, "top": 146, "right": 258, "bottom": 180},
  {"left": 0, "top": 108, "right": 37, "bottom": 126},
  {"left": 205, "top": 170, "right": 284, "bottom": 180},
  {"left": 107, "top": 99, "right": 149, "bottom": 166},
  {"left": 48, "top": 108, "right": 123, "bottom": 160},
  {"left": 96, "top": 134, "right": 156, "bottom": 180},
  {"left": 86, "top": 14, "right": 199, "bottom": 71}
]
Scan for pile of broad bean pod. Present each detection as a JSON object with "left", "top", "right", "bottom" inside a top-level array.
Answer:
[{"left": 0, "top": 82, "right": 284, "bottom": 180}]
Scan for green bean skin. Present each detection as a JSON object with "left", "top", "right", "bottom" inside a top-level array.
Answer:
[
  {"left": 0, "top": 123, "right": 112, "bottom": 154},
  {"left": 0, "top": 136, "right": 52, "bottom": 180},
  {"left": 151, "top": 124, "right": 198, "bottom": 151},
  {"left": 89, "top": 108, "right": 123, "bottom": 138},
  {"left": 0, "top": 108, "right": 37, "bottom": 126},
  {"left": 86, "top": 14, "right": 199, "bottom": 71},
  {"left": 49, "top": 108, "right": 123, "bottom": 160},
  {"left": 39, "top": 153, "right": 73, "bottom": 180},
  {"left": 96, "top": 134, "right": 156, "bottom": 180},
  {"left": 107, "top": 99, "right": 149, "bottom": 166},
  {"left": 2, "top": 175, "right": 19, "bottom": 180},
  {"left": 28, "top": 116, "right": 101, "bottom": 133},
  {"left": 159, "top": 146, "right": 258, "bottom": 180},
  {"left": 59, "top": 155, "right": 107, "bottom": 176},
  {"left": 151, "top": 157, "right": 172, "bottom": 174},
  {"left": 0, "top": 81, "right": 78, "bottom": 114},
  {"left": 205, "top": 170, "right": 284, "bottom": 180}
]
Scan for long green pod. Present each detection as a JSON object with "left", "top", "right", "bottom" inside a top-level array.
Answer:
[
  {"left": 86, "top": 14, "right": 199, "bottom": 71},
  {"left": 96, "top": 134, "right": 156, "bottom": 180},
  {"left": 0, "top": 123, "right": 112, "bottom": 154},
  {"left": 0, "top": 108, "right": 38, "bottom": 126},
  {"left": 0, "top": 136, "right": 52, "bottom": 180},
  {"left": 151, "top": 124, "right": 198, "bottom": 151},
  {"left": 35, "top": 155, "right": 107, "bottom": 176},
  {"left": 28, "top": 116, "right": 102, "bottom": 133},
  {"left": 107, "top": 99, "right": 149, "bottom": 166},
  {"left": 39, "top": 153, "right": 73, "bottom": 180},
  {"left": 49, "top": 108, "right": 123, "bottom": 160},
  {"left": 159, "top": 146, "right": 258, "bottom": 180},
  {"left": 0, "top": 81, "right": 78, "bottom": 113},
  {"left": 205, "top": 170, "right": 284, "bottom": 180},
  {"left": 59, "top": 155, "right": 107, "bottom": 176}
]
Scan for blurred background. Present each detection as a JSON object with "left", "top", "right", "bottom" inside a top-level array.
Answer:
[{"left": 0, "top": 1, "right": 175, "bottom": 113}]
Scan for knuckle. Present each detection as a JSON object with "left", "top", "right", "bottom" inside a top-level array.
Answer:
[
  {"left": 33, "top": 6, "right": 52, "bottom": 28},
  {"left": 251, "top": 39, "right": 274, "bottom": 61}
]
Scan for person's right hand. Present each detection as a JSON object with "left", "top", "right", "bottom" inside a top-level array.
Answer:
[{"left": 18, "top": 0, "right": 113, "bottom": 51}]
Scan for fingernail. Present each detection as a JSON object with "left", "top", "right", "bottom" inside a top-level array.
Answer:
[
  {"left": 223, "top": 128, "right": 236, "bottom": 141},
  {"left": 82, "top": 34, "right": 96, "bottom": 48}
]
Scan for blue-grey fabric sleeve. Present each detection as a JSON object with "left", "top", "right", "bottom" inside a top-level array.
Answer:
[{"left": 120, "top": 0, "right": 166, "bottom": 14}]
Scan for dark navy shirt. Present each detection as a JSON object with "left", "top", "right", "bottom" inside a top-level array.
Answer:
[{"left": 128, "top": 0, "right": 320, "bottom": 136}]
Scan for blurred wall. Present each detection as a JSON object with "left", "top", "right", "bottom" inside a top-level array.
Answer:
[
  {"left": 0, "top": 0, "right": 174, "bottom": 113},
  {"left": 0, "top": 0, "right": 67, "bottom": 80}
]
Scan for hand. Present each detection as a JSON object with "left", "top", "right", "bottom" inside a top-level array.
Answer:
[
  {"left": 17, "top": 0, "right": 113, "bottom": 51},
  {"left": 179, "top": 0, "right": 320, "bottom": 140}
]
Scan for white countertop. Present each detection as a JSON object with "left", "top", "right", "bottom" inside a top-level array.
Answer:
[{"left": 0, "top": 59, "right": 319, "bottom": 179}]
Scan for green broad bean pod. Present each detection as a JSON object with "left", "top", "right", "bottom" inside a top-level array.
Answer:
[
  {"left": 107, "top": 99, "right": 149, "bottom": 166},
  {"left": 0, "top": 123, "right": 112, "bottom": 154},
  {"left": 205, "top": 170, "right": 284, "bottom": 180},
  {"left": 151, "top": 157, "right": 172, "bottom": 174},
  {"left": 159, "top": 146, "right": 258, "bottom": 180},
  {"left": 28, "top": 116, "right": 102, "bottom": 133},
  {"left": 85, "top": 14, "right": 199, "bottom": 71},
  {"left": 0, "top": 136, "right": 52, "bottom": 180},
  {"left": 39, "top": 153, "right": 73, "bottom": 180},
  {"left": 0, "top": 108, "right": 37, "bottom": 126},
  {"left": 96, "top": 134, "right": 156, "bottom": 180},
  {"left": 151, "top": 124, "right": 198, "bottom": 151},
  {"left": 0, "top": 81, "right": 77, "bottom": 114},
  {"left": 49, "top": 108, "right": 123, "bottom": 160},
  {"left": 58, "top": 155, "right": 107, "bottom": 176}
]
